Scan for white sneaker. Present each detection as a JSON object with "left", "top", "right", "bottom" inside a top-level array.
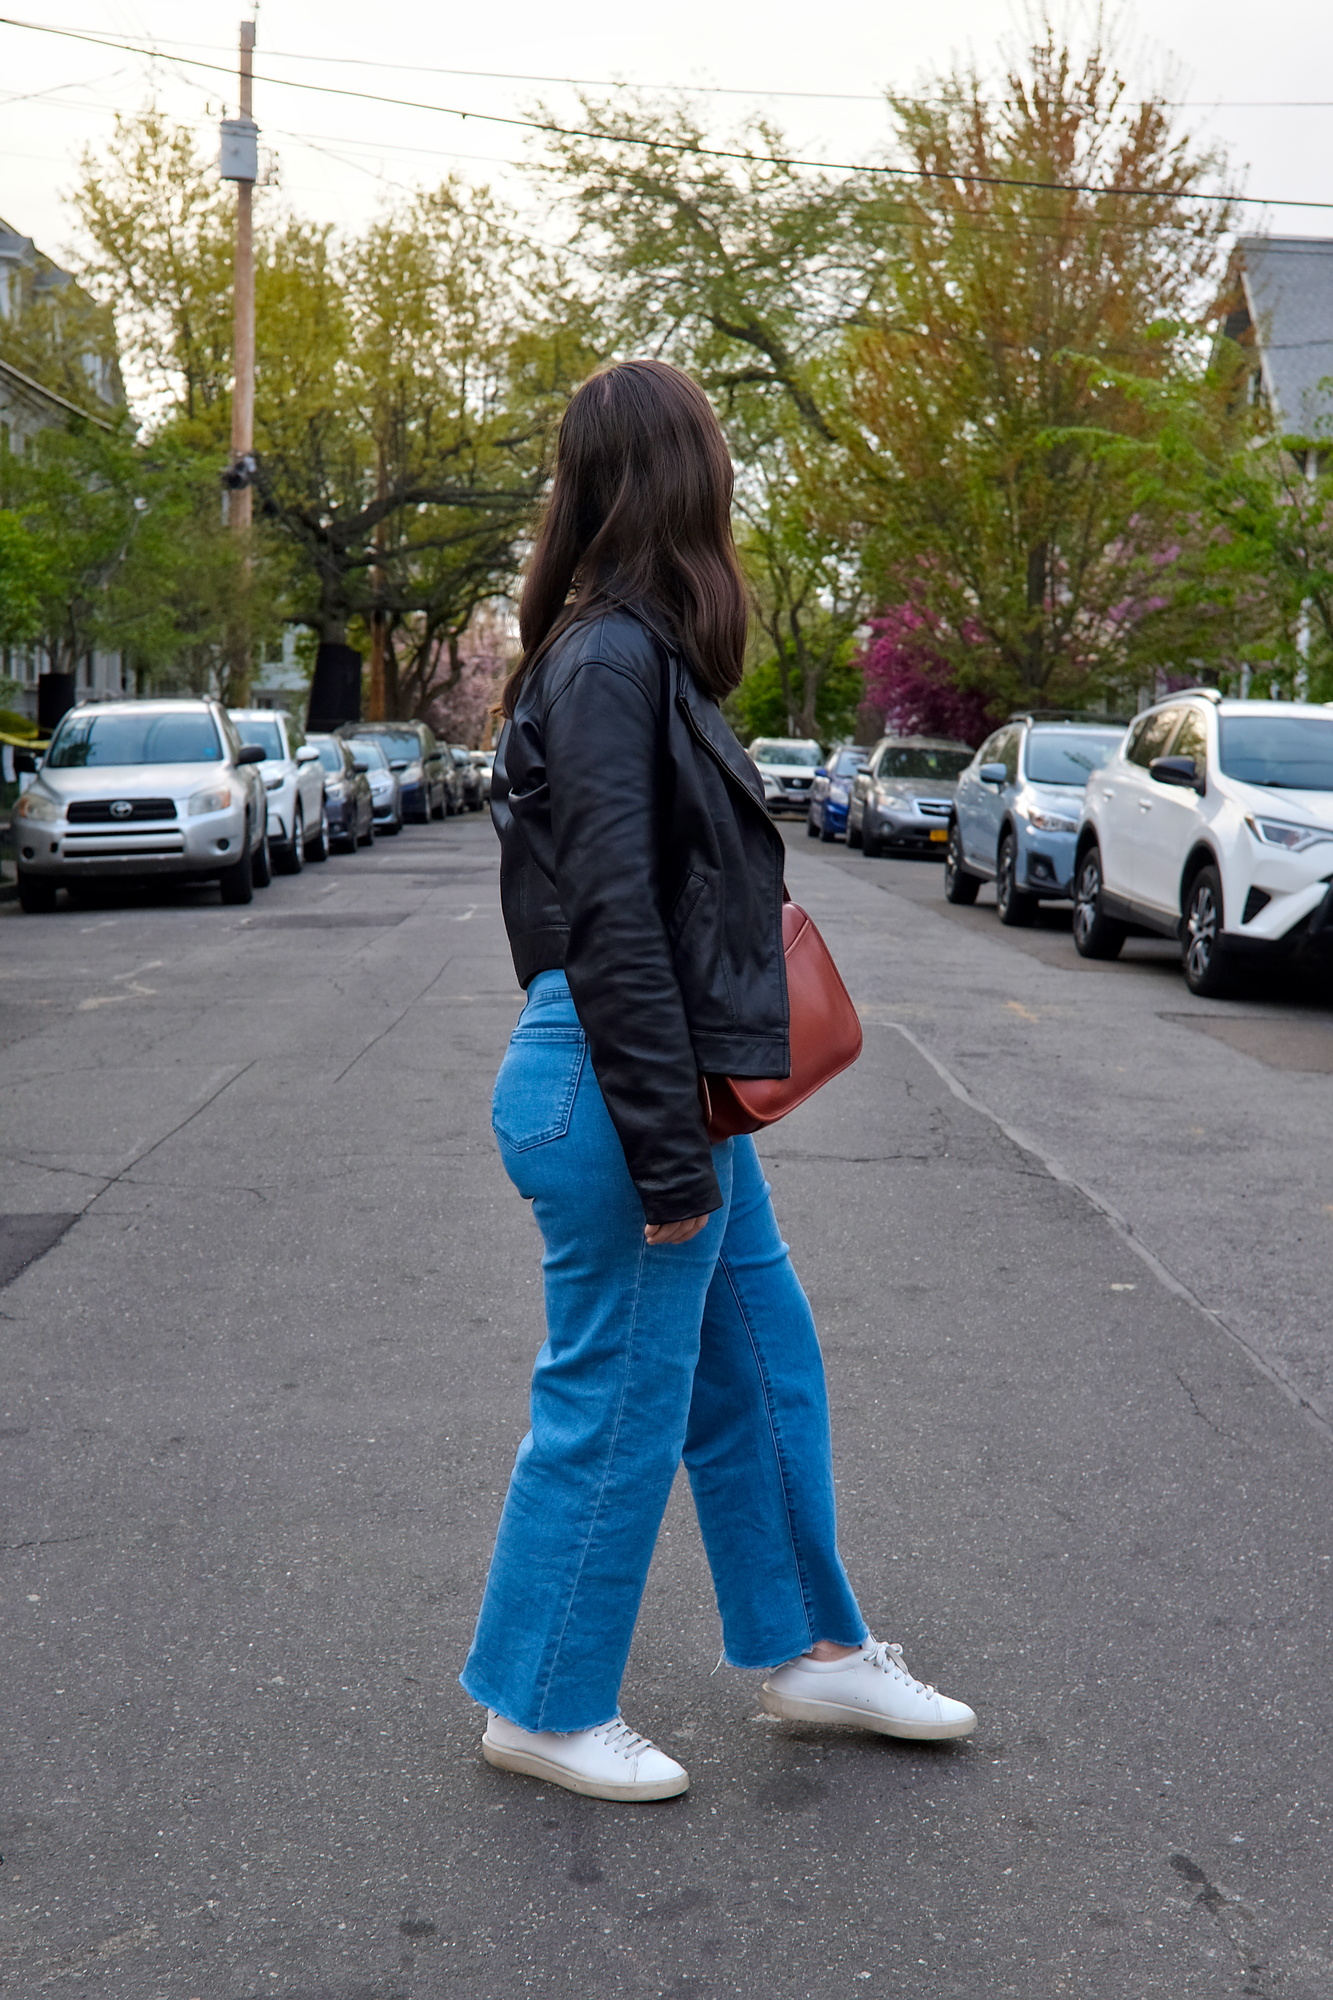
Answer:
[
  {"left": 760, "top": 1638, "right": 977, "bottom": 1741},
  {"left": 481, "top": 1711, "right": 690, "bottom": 1801}
]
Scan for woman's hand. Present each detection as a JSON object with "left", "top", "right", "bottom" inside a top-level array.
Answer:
[{"left": 644, "top": 1215, "right": 710, "bottom": 1246}]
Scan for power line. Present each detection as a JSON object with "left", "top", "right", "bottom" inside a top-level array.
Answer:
[
  {"left": 2, "top": 15, "right": 1330, "bottom": 213},
  {"left": 11, "top": 20, "right": 1333, "bottom": 110}
]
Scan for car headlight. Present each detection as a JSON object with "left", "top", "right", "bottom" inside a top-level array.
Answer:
[
  {"left": 1027, "top": 810, "right": 1079, "bottom": 833},
  {"left": 16, "top": 789, "right": 58, "bottom": 822},
  {"left": 876, "top": 790, "right": 908, "bottom": 809},
  {"left": 187, "top": 784, "right": 235, "bottom": 816},
  {"left": 1245, "top": 814, "right": 1333, "bottom": 852}
]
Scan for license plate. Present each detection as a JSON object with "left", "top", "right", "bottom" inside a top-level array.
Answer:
[{"left": 929, "top": 827, "right": 948, "bottom": 842}]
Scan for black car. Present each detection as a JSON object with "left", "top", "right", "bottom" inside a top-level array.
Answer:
[
  {"left": 307, "top": 734, "right": 374, "bottom": 850},
  {"left": 340, "top": 722, "right": 448, "bottom": 821},
  {"left": 450, "top": 744, "right": 485, "bottom": 811}
]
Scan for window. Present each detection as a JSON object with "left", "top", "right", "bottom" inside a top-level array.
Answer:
[
  {"left": 235, "top": 716, "right": 286, "bottom": 761},
  {"left": 1126, "top": 707, "right": 1184, "bottom": 769},
  {"left": 1025, "top": 730, "right": 1125, "bottom": 786},
  {"left": 1170, "top": 709, "right": 1209, "bottom": 777},
  {"left": 1218, "top": 715, "right": 1333, "bottom": 792},
  {"left": 831, "top": 749, "right": 867, "bottom": 778},
  {"left": 47, "top": 711, "right": 223, "bottom": 767},
  {"left": 876, "top": 744, "right": 973, "bottom": 780}
]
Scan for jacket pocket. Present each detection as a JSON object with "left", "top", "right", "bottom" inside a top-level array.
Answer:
[
  {"left": 666, "top": 868, "right": 707, "bottom": 942},
  {"left": 492, "top": 1025, "right": 586, "bottom": 1152}
]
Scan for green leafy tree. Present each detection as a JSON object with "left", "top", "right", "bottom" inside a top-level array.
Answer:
[{"left": 0, "top": 509, "right": 49, "bottom": 647}]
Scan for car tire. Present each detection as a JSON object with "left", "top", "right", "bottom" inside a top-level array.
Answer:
[
  {"left": 819, "top": 811, "right": 838, "bottom": 843},
  {"left": 846, "top": 811, "right": 863, "bottom": 850},
  {"left": 308, "top": 803, "right": 330, "bottom": 862},
  {"left": 996, "top": 831, "right": 1038, "bottom": 926},
  {"left": 431, "top": 791, "right": 445, "bottom": 821},
  {"left": 1182, "top": 865, "right": 1233, "bottom": 997},
  {"left": 385, "top": 814, "right": 402, "bottom": 836},
  {"left": 252, "top": 834, "right": 272, "bottom": 888},
  {"left": 357, "top": 818, "right": 374, "bottom": 847},
  {"left": 806, "top": 809, "right": 820, "bottom": 838},
  {"left": 862, "top": 813, "right": 880, "bottom": 858},
  {"left": 943, "top": 821, "right": 981, "bottom": 904},
  {"left": 1071, "top": 845, "right": 1126, "bottom": 959},
  {"left": 17, "top": 871, "right": 58, "bottom": 913},
  {"left": 219, "top": 835, "right": 255, "bottom": 905}
]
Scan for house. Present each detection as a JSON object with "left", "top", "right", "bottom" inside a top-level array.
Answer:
[
  {"left": 1216, "top": 234, "right": 1333, "bottom": 440},
  {"left": 0, "top": 218, "right": 126, "bottom": 723}
]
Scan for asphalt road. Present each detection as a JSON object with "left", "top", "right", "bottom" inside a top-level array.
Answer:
[{"left": 1, "top": 814, "right": 1330, "bottom": 2000}]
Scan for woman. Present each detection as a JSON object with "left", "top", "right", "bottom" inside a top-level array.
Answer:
[{"left": 461, "top": 359, "right": 974, "bottom": 1801}]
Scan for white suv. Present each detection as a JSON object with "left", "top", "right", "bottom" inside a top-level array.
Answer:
[
  {"left": 228, "top": 708, "right": 328, "bottom": 873},
  {"left": 1072, "top": 690, "right": 1333, "bottom": 994}
]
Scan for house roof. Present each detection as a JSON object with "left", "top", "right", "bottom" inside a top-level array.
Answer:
[{"left": 1221, "top": 235, "right": 1333, "bottom": 437}]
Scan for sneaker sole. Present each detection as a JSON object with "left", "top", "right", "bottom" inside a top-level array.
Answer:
[
  {"left": 481, "top": 1735, "right": 689, "bottom": 1801},
  {"left": 758, "top": 1684, "right": 976, "bottom": 1741}
]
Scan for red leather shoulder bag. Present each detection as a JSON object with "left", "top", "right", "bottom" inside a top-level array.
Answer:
[{"left": 699, "top": 900, "right": 863, "bottom": 1142}]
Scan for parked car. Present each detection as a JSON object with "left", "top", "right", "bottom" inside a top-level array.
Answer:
[
  {"left": 307, "top": 733, "right": 374, "bottom": 851},
  {"left": 848, "top": 736, "right": 974, "bottom": 856},
  {"left": 351, "top": 737, "right": 403, "bottom": 835},
  {"left": 13, "top": 698, "right": 269, "bottom": 911},
  {"left": 747, "top": 737, "right": 825, "bottom": 816},
  {"left": 451, "top": 744, "right": 485, "bottom": 811},
  {"left": 806, "top": 747, "right": 869, "bottom": 842},
  {"left": 469, "top": 749, "right": 495, "bottom": 802},
  {"left": 342, "top": 722, "right": 448, "bottom": 821},
  {"left": 945, "top": 716, "right": 1127, "bottom": 922},
  {"left": 1072, "top": 691, "right": 1333, "bottom": 995},
  {"left": 228, "top": 706, "right": 327, "bottom": 873}
]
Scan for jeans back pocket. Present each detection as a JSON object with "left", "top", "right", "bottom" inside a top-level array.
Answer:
[{"left": 492, "top": 1025, "right": 587, "bottom": 1152}]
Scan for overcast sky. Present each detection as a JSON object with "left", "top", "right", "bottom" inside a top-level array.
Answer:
[{"left": 3, "top": 0, "right": 1332, "bottom": 270}]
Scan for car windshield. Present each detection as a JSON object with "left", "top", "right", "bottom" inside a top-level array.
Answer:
[
  {"left": 1026, "top": 730, "right": 1123, "bottom": 786},
  {"left": 831, "top": 750, "right": 867, "bottom": 777},
  {"left": 313, "top": 742, "right": 344, "bottom": 774},
  {"left": 234, "top": 716, "right": 285, "bottom": 761},
  {"left": 357, "top": 732, "right": 417, "bottom": 760},
  {"left": 1218, "top": 715, "right": 1333, "bottom": 792},
  {"left": 46, "top": 710, "right": 222, "bottom": 768},
  {"left": 752, "top": 743, "right": 822, "bottom": 768},
  {"left": 451, "top": 748, "right": 469, "bottom": 765},
  {"left": 350, "top": 740, "right": 388, "bottom": 771},
  {"left": 878, "top": 746, "right": 972, "bottom": 779}
]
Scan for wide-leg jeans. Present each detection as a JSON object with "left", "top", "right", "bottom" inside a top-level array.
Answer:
[{"left": 461, "top": 970, "right": 866, "bottom": 1733}]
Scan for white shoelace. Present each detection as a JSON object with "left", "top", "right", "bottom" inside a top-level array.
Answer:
[
  {"left": 862, "top": 1639, "right": 936, "bottom": 1698},
  {"left": 590, "top": 1718, "right": 654, "bottom": 1762}
]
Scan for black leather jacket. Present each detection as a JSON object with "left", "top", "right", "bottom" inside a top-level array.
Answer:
[{"left": 492, "top": 607, "right": 789, "bottom": 1222}]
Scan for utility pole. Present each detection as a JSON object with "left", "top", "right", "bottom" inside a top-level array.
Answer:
[{"left": 220, "top": 21, "right": 258, "bottom": 699}]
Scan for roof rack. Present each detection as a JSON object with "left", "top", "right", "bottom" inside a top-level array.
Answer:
[{"left": 1008, "top": 709, "right": 1133, "bottom": 726}]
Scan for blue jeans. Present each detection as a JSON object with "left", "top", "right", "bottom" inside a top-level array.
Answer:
[{"left": 461, "top": 970, "right": 866, "bottom": 1733}]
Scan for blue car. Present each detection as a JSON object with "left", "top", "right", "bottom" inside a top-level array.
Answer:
[
  {"left": 945, "top": 715, "right": 1127, "bottom": 924},
  {"left": 806, "top": 747, "right": 868, "bottom": 842}
]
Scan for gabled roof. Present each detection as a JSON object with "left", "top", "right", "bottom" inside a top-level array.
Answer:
[{"left": 1218, "top": 235, "right": 1333, "bottom": 437}]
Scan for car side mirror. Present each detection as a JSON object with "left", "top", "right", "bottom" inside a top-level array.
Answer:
[
  {"left": 295, "top": 744, "right": 320, "bottom": 764},
  {"left": 979, "top": 761, "right": 1008, "bottom": 785},
  {"left": 1150, "top": 755, "right": 1204, "bottom": 793},
  {"left": 12, "top": 747, "right": 39, "bottom": 774},
  {"left": 352, "top": 759, "right": 368, "bottom": 775},
  {"left": 814, "top": 766, "right": 827, "bottom": 778},
  {"left": 389, "top": 759, "right": 409, "bottom": 772},
  {"left": 236, "top": 744, "right": 266, "bottom": 765}
]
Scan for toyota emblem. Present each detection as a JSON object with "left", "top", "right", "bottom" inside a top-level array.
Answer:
[{"left": 110, "top": 799, "right": 133, "bottom": 818}]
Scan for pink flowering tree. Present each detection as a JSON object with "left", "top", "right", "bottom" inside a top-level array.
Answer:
[{"left": 856, "top": 603, "right": 1004, "bottom": 747}]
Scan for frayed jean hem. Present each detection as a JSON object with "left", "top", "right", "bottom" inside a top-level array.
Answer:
[{"left": 459, "top": 1664, "right": 619, "bottom": 1736}]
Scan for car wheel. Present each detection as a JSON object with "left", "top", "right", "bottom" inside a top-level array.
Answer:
[
  {"left": 806, "top": 808, "right": 820, "bottom": 838},
  {"left": 862, "top": 811, "right": 880, "bottom": 858},
  {"left": 431, "top": 789, "right": 445, "bottom": 821},
  {"left": 1182, "top": 865, "right": 1232, "bottom": 997},
  {"left": 846, "top": 809, "right": 863, "bottom": 850},
  {"left": 219, "top": 834, "right": 255, "bottom": 905},
  {"left": 996, "top": 831, "right": 1038, "bottom": 927},
  {"left": 943, "top": 821, "right": 981, "bottom": 904},
  {"left": 386, "top": 813, "right": 402, "bottom": 836},
  {"left": 819, "top": 810, "right": 838, "bottom": 843},
  {"left": 357, "top": 817, "right": 374, "bottom": 847},
  {"left": 1071, "top": 845, "right": 1126, "bottom": 959},
  {"left": 17, "top": 871, "right": 58, "bottom": 914},
  {"left": 308, "top": 803, "right": 330, "bottom": 862},
  {"left": 252, "top": 834, "right": 272, "bottom": 888}
]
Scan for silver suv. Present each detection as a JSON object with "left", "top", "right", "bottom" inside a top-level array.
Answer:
[{"left": 13, "top": 699, "right": 270, "bottom": 912}]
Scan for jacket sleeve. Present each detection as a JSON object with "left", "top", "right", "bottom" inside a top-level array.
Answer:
[{"left": 541, "top": 654, "right": 721, "bottom": 1223}]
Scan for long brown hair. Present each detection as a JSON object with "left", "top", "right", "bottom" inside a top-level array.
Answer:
[{"left": 503, "top": 359, "right": 748, "bottom": 716}]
